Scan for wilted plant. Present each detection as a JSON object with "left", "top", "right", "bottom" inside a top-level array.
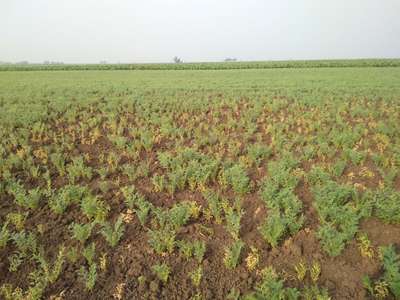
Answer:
[
  {"left": 152, "top": 174, "right": 166, "bottom": 192},
  {"left": 294, "top": 261, "right": 307, "bottom": 282},
  {"left": 310, "top": 261, "right": 321, "bottom": 283},
  {"left": 374, "top": 245, "right": 400, "bottom": 298},
  {"left": 8, "top": 252, "right": 24, "bottom": 272},
  {"left": 245, "top": 246, "right": 259, "bottom": 271},
  {"left": 6, "top": 212, "right": 27, "bottom": 231},
  {"left": 190, "top": 266, "right": 203, "bottom": 287},
  {"left": 357, "top": 233, "right": 374, "bottom": 259},
  {"left": 99, "top": 252, "right": 107, "bottom": 271}
]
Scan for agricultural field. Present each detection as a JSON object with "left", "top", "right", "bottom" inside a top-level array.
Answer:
[{"left": 0, "top": 65, "right": 400, "bottom": 300}]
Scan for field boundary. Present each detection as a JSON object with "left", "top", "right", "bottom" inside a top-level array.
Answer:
[{"left": 1, "top": 58, "right": 400, "bottom": 71}]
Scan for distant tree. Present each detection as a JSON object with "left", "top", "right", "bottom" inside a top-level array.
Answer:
[
  {"left": 100, "top": 60, "right": 107, "bottom": 64},
  {"left": 173, "top": 56, "right": 183, "bottom": 64},
  {"left": 224, "top": 58, "right": 237, "bottom": 62},
  {"left": 16, "top": 61, "right": 29, "bottom": 65}
]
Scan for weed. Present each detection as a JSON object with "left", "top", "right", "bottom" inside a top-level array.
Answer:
[
  {"left": 177, "top": 240, "right": 193, "bottom": 259},
  {"left": 49, "top": 184, "right": 85, "bottom": 214},
  {"left": 225, "top": 206, "right": 243, "bottom": 240},
  {"left": 193, "top": 240, "right": 206, "bottom": 263},
  {"left": 134, "top": 198, "right": 152, "bottom": 226},
  {"left": 67, "top": 156, "right": 92, "bottom": 183},
  {"left": 259, "top": 213, "right": 286, "bottom": 248},
  {"left": 81, "top": 194, "right": 109, "bottom": 222},
  {"left": 100, "top": 216, "right": 125, "bottom": 247},
  {"left": 83, "top": 242, "right": 96, "bottom": 264},
  {"left": 8, "top": 181, "right": 42, "bottom": 209},
  {"left": 50, "top": 152, "right": 66, "bottom": 176},
  {"left": 70, "top": 222, "right": 94, "bottom": 244},
  {"left": 78, "top": 263, "right": 97, "bottom": 291},
  {"left": 380, "top": 245, "right": 400, "bottom": 298},
  {"left": 12, "top": 230, "right": 37, "bottom": 255},
  {"left": 148, "top": 226, "right": 176, "bottom": 255},
  {"left": 66, "top": 246, "right": 79, "bottom": 263},
  {"left": 244, "top": 266, "right": 300, "bottom": 300},
  {"left": 259, "top": 160, "right": 303, "bottom": 247},
  {"left": 32, "top": 245, "right": 65, "bottom": 284},
  {"left": 373, "top": 188, "right": 400, "bottom": 224},
  {"left": 221, "top": 164, "right": 250, "bottom": 195},
  {"left": 224, "top": 239, "right": 244, "bottom": 269},
  {"left": 227, "top": 288, "right": 240, "bottom": 300},
  {"left": 302, "top": 285, "right": 331, "bottom": 300},
  {"left": 152, "top": 263, "right": 170, "bottom": 283},
  {"left": 0, "top": 222, "right": 10, "bottom": 248},
  {"left": 121, "top": 186, "right": 141, "bottom": 209},
  {"left": 247, "top": 143, "right": 271, "bottom": 167},
  {"left": 203, "top": 189, "right": 223, "bottom": 224},
  {"left": 169, "top": 202, "right": 192, "bottom": 229},
  {"left": 313, "top": 181, "right": 360, "bottom": 256}
]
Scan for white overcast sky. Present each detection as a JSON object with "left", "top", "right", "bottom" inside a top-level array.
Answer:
[{"left": 1, "top": 0, "right": 400, "bottom": 63}]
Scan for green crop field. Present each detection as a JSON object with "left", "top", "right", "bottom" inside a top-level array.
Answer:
[{"left": 0, "top": 64, "right": 400, "bottom": 299}]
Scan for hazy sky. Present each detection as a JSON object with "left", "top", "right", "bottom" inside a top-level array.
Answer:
[{"left": 1, "top": 0, "right": 400, "bottom": 63}]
